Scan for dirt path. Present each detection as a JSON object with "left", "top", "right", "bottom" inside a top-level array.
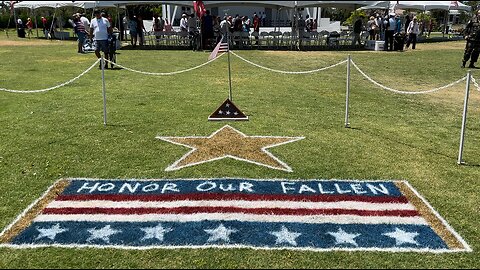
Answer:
[{"left": 0, "top": 39, "right": 68, "bottom": 46}]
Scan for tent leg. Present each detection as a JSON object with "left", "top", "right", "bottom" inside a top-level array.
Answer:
[
  {"left": 49, "top": 9, "right": 57, "bottom": 40},
  {"left": 116, "top": 5, "right": 121, "bottom": 41},
  {"left": 34, "top": 9, "right": 39, "bottom": 38}
]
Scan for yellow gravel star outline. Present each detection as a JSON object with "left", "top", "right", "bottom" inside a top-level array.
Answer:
[{"left": 156, "top": 125, "right": 304, "bottom": 172}]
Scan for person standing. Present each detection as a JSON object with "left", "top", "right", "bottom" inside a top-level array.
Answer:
[
  {"left": 462, "top": 10, "right": 480, "bottom": 68},
  {"left": 26, "top": 18, "right": 33, "bottom": 38},
  {"left": 17, "top": 18, "right": 25, "bottom": 38},
  {"left": 405, "top": 16, "right": 419, "bottom": 50},
  {"left": 404, "top": 15, "right": 411, "bottom": 33},
  {"left": 384, "top": 14, "right": 396, "bottom": 51},
  {"left": 137, "top": 15, "right": 146, "bottom": 46},
  {"left": 122, "top": 15, "right": 128, "bottom": 41},
  {"left": 73, "top": 14, "right": 87, "bottom": 53},
  {"left": 219, "top": 16, "right": 232, "bottom": 41},
  {"left": 352, "top": 16, "right": 363, "bottom": 46},
  {"left": 201, "top": 10, "right": 214, "bottom": 49},
  {"left": 180, "top": 13, "right": 188, "bottom": 33},
  {"left": 128, "top": 15, "right": 138, "bottom": 47},
  {"left": 89, "top": 10, "right": 112, "bottom": 68},
  {"left": 253, "top": 13, "right": 260, "bottom": 32},
  {"left": 367, "top": 16, "right": 376, "bottom": 40},
  {"left": 41, "top": 16, "right": 47, "bottom": 33},
  {"left": 187, "top": 13, "right": 199, "bottom": 50},
  {"left": 80, "top": 13, "right": 90, "bottom": 34},
  {"left": 375, "top": 14, "right": 383, "bottom": 40}
]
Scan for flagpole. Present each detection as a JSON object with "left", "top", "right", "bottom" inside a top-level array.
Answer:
[{"left": 227, "top": 31, "right": 233, "bottom": 101}]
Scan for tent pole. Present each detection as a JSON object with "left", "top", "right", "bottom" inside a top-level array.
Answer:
[
  {"left": 34, "top": 8, "right": 39, "bottom": 38},
  {"left": 116, "top": 5, "right": 121, "bottom": 41},
  {"left": 13, "top": 6, "right": 17, "bottom": 29},
  {"left": 444, "top": 9, "right": 448, "bottom": 38},
  {"left": 49, "top": 8, "right": 57, "bottom": 40},
  {"left": 6, "top": 10, "right": 12, "bottom": 38}
]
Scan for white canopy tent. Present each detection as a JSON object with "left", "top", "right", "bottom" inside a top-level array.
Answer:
[
  {"left": 14, "top": 1, "right": 117, "bottom": 9},
  {"left": 360, "top": 1, "right": 472, "bottom": 12},
  {"left": 296, "top": 1, "right": 388, "bottom": 9},
  {"left": 392, "top": 1, "right": 471, "bottom": 12},
  {"left": 13, "top": 1, "right": 119, "bottom": 39}
]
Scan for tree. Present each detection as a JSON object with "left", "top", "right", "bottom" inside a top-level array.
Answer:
[
  {"left": 343, "top": 9, "right": 367, "bottom": 26},
  {"left": 464, "top": 1, "right": 479, "bottom": 11}
]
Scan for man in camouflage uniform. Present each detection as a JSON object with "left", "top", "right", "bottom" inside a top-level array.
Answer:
[{"left": 462, "top": 10, "right": 480, "bottom": 68}]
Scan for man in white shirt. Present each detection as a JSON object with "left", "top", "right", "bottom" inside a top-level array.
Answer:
[
  {"left": 79, "top": 13, "right": 90, "bottom": 33},
  {"left": 89, "top": 10, "right": 112, "bottom": 68},
  {"left": 180, "top": 13, "right": 188, "bottom": 32},
  {"left": 384, "top": 14, "right": 396, "bottom": 51},
  {"left": 405, "top": 16, "right": 420, "bottom": 50}
]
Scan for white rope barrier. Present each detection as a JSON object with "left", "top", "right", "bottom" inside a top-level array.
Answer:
[
  {"left": 0, "top": 59, "right": 100, "bottom": 93},
  {"left": 470, "top": 76, "right": 480, "bottom": 92},
  {"left": 230, "top": 51, "right": 348, "bottom": 74},
  {"left": 351, "top": 60, "right": 467, "bottom": 95},
  {"left": 103, "top": 53, "right": 225, "bottom": 76}
]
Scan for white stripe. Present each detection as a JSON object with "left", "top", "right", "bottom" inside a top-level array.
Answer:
[
  {"left": 47, "top": 200, "right": 416, "bottom": 211},
  {"left": 0, "top": 243, "right": 470, "bottom": 253},
  {"left": 34, "top": 213, "right": 428, "bottom": 225}
]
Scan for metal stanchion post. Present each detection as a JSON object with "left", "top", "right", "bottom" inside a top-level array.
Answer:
[
  {"left": 458, "top": 70, "right": 471, "bottom": 165},
  {"left": 345, "top": 54, "right": 351, "bottom": 128},
  {"left": 101, "top": 56, "right": 107, "bottom": 127}
]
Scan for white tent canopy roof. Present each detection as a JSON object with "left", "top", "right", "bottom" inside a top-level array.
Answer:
[
  {"left": 107, "top": 1, "right": 297, "bottom": 8},
  {"left": 15, "top": 1, "right": 471, "bottom": 12},
  {"left": 14, "top": 1, "right": 117, "bottom": 9},
  {"left": 296, "top": 1, "right": 387, "bottom": 8},
  {"left": 393, "top": 1, "right": 471, "bottom": 11},
  {"left": 15, "top": 1, "right": 392, "bottom": 9},
  {"left": 361, "top": 1, "right": 472, "bottom": 12}
]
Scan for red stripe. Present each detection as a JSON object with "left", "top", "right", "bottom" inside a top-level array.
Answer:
[
  {"left": 56, "top": 193, "right": 408, "bottom": 203},
  {"left": 43, "top": 207, "right": 419, "bottom": 217}
]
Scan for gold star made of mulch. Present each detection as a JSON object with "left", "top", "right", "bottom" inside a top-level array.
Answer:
[{"left": 156, "top": 125, "right": 304, "bottom": 172}]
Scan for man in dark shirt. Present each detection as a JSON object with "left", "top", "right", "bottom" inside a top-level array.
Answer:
[
  {"left": 201, "top": 10, "right": 214, "bottom": 49},
  {"left": 352, "top": 16, "right": 364, "bottom": 46}
]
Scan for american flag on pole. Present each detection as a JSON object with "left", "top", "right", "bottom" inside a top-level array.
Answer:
[
  {"left": 208, "top": 36, "right": 229, "bottom": 60},
  {"left": 193, "top": 1, "right": 206, "bottom": 18},
  {"left": 0, "top": 178, "right": 471, "bottom": 252}
]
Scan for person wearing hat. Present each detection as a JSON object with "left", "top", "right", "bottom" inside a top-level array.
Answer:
[
  {"left": 89, "top": 10, "right": 112, "bottom": 68},
  {"left": 462, "top": 9, "right": 480, "bottom": 68},
  {"left": 405, "top": 16, "right": 419, "bottom": 50},
  {"left": 26, "top": 18, "right": 33, "bottom": 38},
  {"left": 72, "top": 13, "right": 87, "bottom": 53},
  {"left": 180, "top": 13, "right": 188, "bottom": 33}
]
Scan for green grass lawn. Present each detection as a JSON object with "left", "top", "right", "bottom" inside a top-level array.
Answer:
[{"left": 0, "top": 31, "right": 479, "bottom": 268}]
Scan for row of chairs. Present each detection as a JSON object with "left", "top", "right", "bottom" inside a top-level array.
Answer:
[
  {"left": 229, "top": 30, "right": 370, "bottom": 49},
  {"left": 133, "top": 30, "right": 371, "bottom": 49}
]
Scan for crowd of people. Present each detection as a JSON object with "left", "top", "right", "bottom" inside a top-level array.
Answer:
[
  {"left": 119, "top": 11, "right": 272, "bottom": 50},
  {"left": 355, "top": 13, "right": 422, "bottom": 51}
]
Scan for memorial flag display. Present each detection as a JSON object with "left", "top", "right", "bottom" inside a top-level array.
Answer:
[{"left": 208, "top": 99, "right": 248, "bottom": 121}]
